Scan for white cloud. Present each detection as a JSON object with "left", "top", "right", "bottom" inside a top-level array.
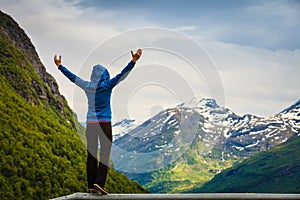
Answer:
[
  {"left": 203, "top": 41, "right": 300, "bottom": 116},
  {"left": 0, "top": 0, "right": 299, "bottom": 123},
  {"left": 174, "top": 26, "right": 197, "bottom": 32}
]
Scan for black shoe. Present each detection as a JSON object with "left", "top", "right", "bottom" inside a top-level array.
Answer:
[
  {"left": 87, "top": 188, "right": 101, "bottom": 194},
  {"left": 94, "top": 184, "right": 109, "bottom": 195}
]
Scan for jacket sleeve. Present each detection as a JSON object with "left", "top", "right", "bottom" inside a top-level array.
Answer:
[
  {"left": 58, "top": 65, "right": 89, "bottom": 90},
  {"left": 106, "top": 61, "right": 135, "bottom": 89}
]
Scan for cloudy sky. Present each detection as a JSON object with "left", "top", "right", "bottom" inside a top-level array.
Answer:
[{"left": 1, "top": 0, "right": 299, "bottom": 123}]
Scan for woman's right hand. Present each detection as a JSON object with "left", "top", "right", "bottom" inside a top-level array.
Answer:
[{"left": 54, "top": 55, "right": 62, "bottom": 67}]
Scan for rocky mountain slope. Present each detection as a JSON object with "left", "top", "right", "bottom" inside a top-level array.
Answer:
[
  {"left": 0, "top": 10, "right": 68, "bottom": 117},
  {"left": 0, "top": 10, "right": 148, "bottom": 199},
  {"left": 112, "top": 98, "right": 300, "bottom": 193}
]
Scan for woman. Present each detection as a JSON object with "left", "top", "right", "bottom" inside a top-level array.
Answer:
[{"left": 54, "top": 49, "right": 142, "bottom": 194}]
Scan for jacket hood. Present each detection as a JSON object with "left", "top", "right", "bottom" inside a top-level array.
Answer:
[{"left": 90, "top": 64, "right": 110, "bottom": 83}]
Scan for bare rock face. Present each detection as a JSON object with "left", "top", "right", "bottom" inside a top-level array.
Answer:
[{"left": 0, "top": 10, "right": 68, "bottom": 117}]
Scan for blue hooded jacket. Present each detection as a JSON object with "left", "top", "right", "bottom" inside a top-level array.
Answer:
[{"left": 58, "top": 61, "right": 135, "bottom": 122}]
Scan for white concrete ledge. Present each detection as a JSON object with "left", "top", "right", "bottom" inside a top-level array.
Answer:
[{"left": 50, "top": 193, "right": 300, "bottom": 200}]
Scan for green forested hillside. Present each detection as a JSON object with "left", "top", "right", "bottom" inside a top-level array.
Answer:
[
  {"left": 128, "top": 146, "right": 234, "bottom": 193},
  {"left": 194, "top": 136, "right": 300, "bottom": 193},
  {"left": 0, "top": 11, "right": 148, "bottom": 200}
]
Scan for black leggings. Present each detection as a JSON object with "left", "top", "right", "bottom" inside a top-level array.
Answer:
[{"left": 86, "top": 122, "right": 112, "bottom": 188}]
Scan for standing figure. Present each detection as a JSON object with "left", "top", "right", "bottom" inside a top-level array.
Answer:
[{"left": 54, "top": 49, "right": 142, "bottom": 194}]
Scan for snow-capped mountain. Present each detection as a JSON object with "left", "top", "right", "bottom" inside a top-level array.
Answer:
[
  {"left": 178, "top": 98, "right": 300, "bottom": 159},
  {"left": 113, "top": 107, "right": 199, "bottom": 152},
  {"left": 111, "top": 98, "right": 300, "bottom": 172},
  {"left": 220, "top": 99, "right": 300, "bottom": 158},
  {"left": 112, "top": 119, "right": 137, "bottom": 140}
]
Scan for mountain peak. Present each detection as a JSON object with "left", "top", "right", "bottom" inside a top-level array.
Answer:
[
  {"left": 178, "top": 97, "right": 220, "bottom": 109},
  {"left": 197, "top": 98, "right": 219, "bottom": 109}
]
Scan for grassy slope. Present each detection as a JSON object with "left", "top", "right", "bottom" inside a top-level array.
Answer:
[
  {"left": 0, "top": 31, "right": 148, "bottom": 199},
  {"left": 130, "top": 142, "right": 235, "bottom": 193},
  {"left": 144, "top": 156, "right": 234, "bottom": 193},
  {"left": 195, "top": 136, "right": 300, "bottom": 193}
]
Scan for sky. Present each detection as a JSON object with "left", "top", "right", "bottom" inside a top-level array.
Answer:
[{"left": 1, "top": 0, "right": 300, "bottom": 123}]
